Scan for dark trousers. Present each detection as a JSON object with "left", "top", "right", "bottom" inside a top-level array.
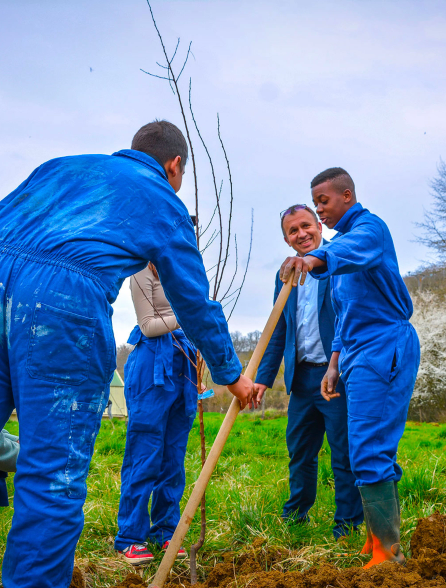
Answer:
[{"left": 283, "top": 362, "right": 363, "bottom": 538}]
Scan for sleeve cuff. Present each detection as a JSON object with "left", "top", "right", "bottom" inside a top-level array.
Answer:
[
  {"left": 255, "top": 378, "right": 274, "bottom": 389},
  {"left": 331, "top": 341, "right": 343, "bottom": 353},
  {"left": 307, "top": 249, "right": 341, "bottom": 279},
  {"left": 306, "top": 250, "right": 330, "bottom": 280},
  {"left": 208, "top": 354, "right": 243, "bottom": 386}
]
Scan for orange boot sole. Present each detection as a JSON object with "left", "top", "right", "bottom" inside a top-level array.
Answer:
[{"left": 363, "top": 535, "right": 405, "bottom": 569}]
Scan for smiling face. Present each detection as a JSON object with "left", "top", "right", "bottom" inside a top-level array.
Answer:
[
  {"left": 282, "top": 209, "right": 323, "bottom": 256},
  {"left": 311, "top": 180, "right": 355, "bottom": 229}
]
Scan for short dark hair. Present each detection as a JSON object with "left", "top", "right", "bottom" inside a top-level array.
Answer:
[
  {"left": 311, "top": 167, "right": 355, "bottom": 196},
  {"left": 131, "top": 120, "right": 188, "bottom": 171}
]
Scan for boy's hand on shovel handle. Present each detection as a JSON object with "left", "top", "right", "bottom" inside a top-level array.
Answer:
[
  {"left": 280, "top": 255, "right": 318, "bottom": 286},
  {"left": 228, "top": 374, "right": 256, "bottom": 410}
]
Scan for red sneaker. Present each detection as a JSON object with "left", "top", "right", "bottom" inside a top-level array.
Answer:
[
  {"left": 119, "top": 543, "right": 154, "bottom": 565},
  {"left": 162, "top": 540, "right": 187, "bottom": 559}
]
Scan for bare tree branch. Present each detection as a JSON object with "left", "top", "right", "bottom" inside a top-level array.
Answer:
[
  {"left": 189, "top": 79, "right": 223, "bottom": 293},
  {"left": 415, "top": 159, "right": 446, "bottom": 260},
  {"left": 214, "top": 114, "right": 234, "bottom": 299},
  {"left": 144, "top": 0, "right": 200, "bottom": 245},
  {"left": 227, "top": 209, "right": 254, "bottom": 321},
  {"left": 177, "top": 42, "right": 192, "bottom": 82},
  {"left": 200, "top": 229, "right": 221, "bottom": 255},
  {"left": 200, "top": 180, "right": 223, "bottom": 238}
]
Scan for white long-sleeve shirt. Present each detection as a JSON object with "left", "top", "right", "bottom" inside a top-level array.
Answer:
[{"left": 130, "top": 265, "right": 180, "bottom": 338}]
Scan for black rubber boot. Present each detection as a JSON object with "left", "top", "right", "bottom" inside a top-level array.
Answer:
[
  {"left": 394, "top": 481, "right": 401, "bottom": 523},
  {"left": 360, "top": 506, "right": 373, "bottom": 555},
  {"left": 359, "top": 481, "right": 405, "bottom": 568}
]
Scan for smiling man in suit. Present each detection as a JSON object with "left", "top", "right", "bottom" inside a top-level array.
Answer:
[{"left": 254, "top": 204, "right": 363, "bottom": 538}]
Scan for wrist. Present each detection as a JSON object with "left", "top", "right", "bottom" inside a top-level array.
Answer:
[
  {"left": 228, "top": 374, "right": 241, "bottom": 386},
  {"left": 329, "top": 352, "right": 340, "bottom": 369}
]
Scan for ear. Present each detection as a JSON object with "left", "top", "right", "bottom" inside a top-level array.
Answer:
[
  {"left": 343, "top": 189, "right": 353, "bottom": 204},
  {"left": 165, "top": 156, "right": 182, "bottom": 178},
  {"left": 317, "top": 221, "right": 323, "bottom": 233}
]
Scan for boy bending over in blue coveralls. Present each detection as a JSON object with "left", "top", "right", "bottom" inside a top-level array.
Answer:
[
  {"left": 0, "top": 120, "right": 254, "bottom": 588},
  {"left": 279, "top": 168, "right": 420, "bottom": 569}
]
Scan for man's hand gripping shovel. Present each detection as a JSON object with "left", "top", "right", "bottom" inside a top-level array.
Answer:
[{"left": 149, "top": 270, "right": 295, "bottom": 588}]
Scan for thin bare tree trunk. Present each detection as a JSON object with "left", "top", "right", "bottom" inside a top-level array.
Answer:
[{"left": 190, "top": 355, "right": 206, "bottom": 584}]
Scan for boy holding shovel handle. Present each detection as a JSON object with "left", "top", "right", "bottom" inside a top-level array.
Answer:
[
  {"left": 280, "top": 168, "right": 420, "bottom": 569},
  {"left": 0, "top": 120, "right": 253, "bottom": 588}
]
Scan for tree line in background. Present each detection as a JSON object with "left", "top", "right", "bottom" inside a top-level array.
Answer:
[{"left": 117, "top": 160, "right": 446, "bottom": 422}]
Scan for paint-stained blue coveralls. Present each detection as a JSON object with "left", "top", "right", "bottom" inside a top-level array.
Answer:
[
  {"left": 309, "top": 203, "right": 420, "bottom": 486},
  {"left": 0, "top": 150, "right": 242, "bottom": 588},
  {"left": 114, "top": 326, "right": 198, "bottom": 549}
]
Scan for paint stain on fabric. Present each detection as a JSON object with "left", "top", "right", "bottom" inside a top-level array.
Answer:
[
  {"left": 76, "top": 335, "right": 91, "bottom": 350},
  {"left": 36, "top": 325, "right": 52, "bottom": 337},
  {"left": 5, "top": 295, "right": 13, "bottom": 349}
]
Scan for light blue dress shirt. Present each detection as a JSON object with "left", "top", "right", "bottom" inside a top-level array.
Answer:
[{"left": 296, "top": 271, "right": 327, "bottom": 364}]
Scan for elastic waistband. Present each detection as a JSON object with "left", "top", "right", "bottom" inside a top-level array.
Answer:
[{"left": 0, "top": 241, "right": 103, "bottom": 284}]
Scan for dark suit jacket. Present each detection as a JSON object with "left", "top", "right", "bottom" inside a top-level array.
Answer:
[{"left": 256, "top": 243, "right": 337, "bottom": 394}]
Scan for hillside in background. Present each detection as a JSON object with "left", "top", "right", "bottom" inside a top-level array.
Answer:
[{"left": 404, "top": 264, "right": 446, "bottom": 421}]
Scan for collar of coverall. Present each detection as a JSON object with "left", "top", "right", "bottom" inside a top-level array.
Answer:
[
  {"left": 333, "top": 201, "right": 364, "bottom": 235},
  {"left": 112, "top": 149, "right": 169, "bottom": 181}
]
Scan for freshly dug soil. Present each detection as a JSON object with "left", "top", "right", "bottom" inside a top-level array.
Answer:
[
  {"left": 69, "top": 566, "right": 85, "bottom": 588},
  {"left": 411, "top": 513, "right": 446, "bottom": 558},
  {"left": 88, "top": 512, "right": 446, "bottom": 588},
  {"left": 113, "top": 572, "right": 147, "bottom": 588}
]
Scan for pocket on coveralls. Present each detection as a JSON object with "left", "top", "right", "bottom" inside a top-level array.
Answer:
[
  {"left": 65, "top": 401, "right": 101, "bottom": 499},
  {"left": 336, "top": 273, "right": 368, "bottom": 300},
  {"left": 27, "top": 303, "right": 97, "bottom": 384}
]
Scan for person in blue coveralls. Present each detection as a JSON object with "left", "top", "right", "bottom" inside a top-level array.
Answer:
[
  {"left": 254, "top": 205, "right": 363, "bottom": 538},
  {"left": 279, "top": 168, "right": 420, "bottom": 569},
  {"left": 114, "top": 260, "right": 203, "bottom": 565},
  {"left": 0, "top": 120, "right": 254, "bottom": 588}
]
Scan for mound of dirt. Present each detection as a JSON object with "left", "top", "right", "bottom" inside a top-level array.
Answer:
[
  {"left": 198, "top": 559, "right": 446, "bottom": 588},
  {"left": 69, "top": 566, "right": 85, "bottom": 588},
  {"left": 71, "top": 512, "right": 446, "bottom": 588},
  {"left": 113, "top": 573, "right": 147, "bottom": 588},
  {"left": 411, "top": 513, "right": 446, "bottom": 558},
  {"left": 173, "top": 513, "right": 446, "bottom": 588}
]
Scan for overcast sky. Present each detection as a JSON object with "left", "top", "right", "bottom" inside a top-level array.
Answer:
[{"left": 1, "top": 0, "right": 445, "bottom": 345}]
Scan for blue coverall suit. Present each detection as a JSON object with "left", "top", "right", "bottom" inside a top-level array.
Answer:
[
  {"left": 256, "top": 250, "right": 363, "bottom": 537},
  {"left": 0, "top": 150, "right": 242, "bottom": 588},
  {"left": 114, "top": 326, "right": 198, "bottom": 549},
  {"left": 309, "top": 203, "right": 420, "bottom": 486}
]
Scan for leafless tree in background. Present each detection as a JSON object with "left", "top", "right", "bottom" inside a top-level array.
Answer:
[
  {"left": 416, "top": 159, "right": 446, "bottom": 260},
  {"left": 142, "top": 1, "right": 253, "bottom": 582}
]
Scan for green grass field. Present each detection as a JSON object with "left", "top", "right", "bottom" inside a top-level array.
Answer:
[{"left": 1, "top": 415, "right": 445, "bottom": 586}]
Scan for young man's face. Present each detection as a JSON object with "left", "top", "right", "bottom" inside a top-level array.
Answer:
[
  {"left": 312, "top": 180, "right": 353, "bottom": 229},
  {"left": 282, "top": 209, "right": 323, "bottom": 257}
]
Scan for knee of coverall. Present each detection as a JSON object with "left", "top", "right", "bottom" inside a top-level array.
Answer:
[{"left": 346, "top": 359, "right": 414, "bottom": 486}]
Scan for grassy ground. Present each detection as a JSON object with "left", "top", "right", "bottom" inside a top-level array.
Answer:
[{"left": 1, "top": 415, "right": 445, "bottom": 586}]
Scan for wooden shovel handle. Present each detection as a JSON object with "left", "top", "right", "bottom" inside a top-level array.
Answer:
[{"left": 150, "top": 271, "right": 295, "bottom": 588}]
